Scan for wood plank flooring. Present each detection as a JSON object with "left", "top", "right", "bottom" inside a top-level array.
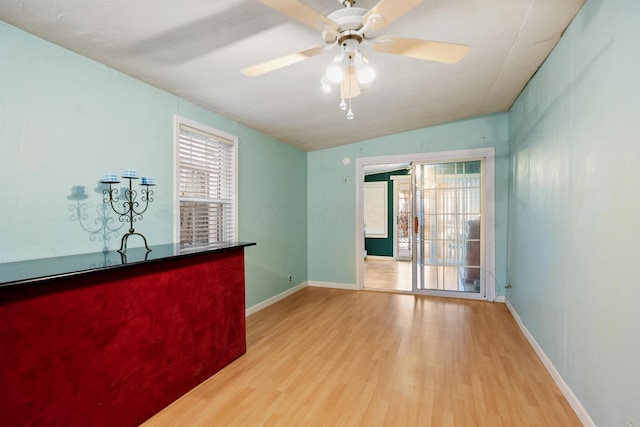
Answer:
[
  {"left": 364, "top": 258, "right": 412, "bottom": 291},
  {"left": 141, "top": 287, "right": 581, "bottom": 426},
  {"left": 364, "top": 259, "right": 479, "bottom": 293}
]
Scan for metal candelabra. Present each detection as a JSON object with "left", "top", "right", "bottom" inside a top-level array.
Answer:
[{"left": 101, "top": 173, "right": 155, "bottom": 253}]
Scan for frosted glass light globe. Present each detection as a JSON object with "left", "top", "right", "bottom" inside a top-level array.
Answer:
[
  {"left": 357, "top": 64, "right": 376, "bottom": 85},
  {"left": 325, "top": 63, "right": 344, "bottom": 84}
]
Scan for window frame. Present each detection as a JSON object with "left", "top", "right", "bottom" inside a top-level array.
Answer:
[{"left": 173, "top": 115, "right": 238, "bottom": 245}]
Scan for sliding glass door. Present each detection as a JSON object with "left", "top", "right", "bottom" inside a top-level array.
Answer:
[{"left": 412, "top": 160, "right": 484, "bottom": 294}]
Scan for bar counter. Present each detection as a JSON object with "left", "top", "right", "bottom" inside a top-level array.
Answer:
[
  {"left": 1, "top": 242, "right": 255, "bottom": 287},
  {"left": 0, "top": 242, "right": 255, "bottom": 427}
]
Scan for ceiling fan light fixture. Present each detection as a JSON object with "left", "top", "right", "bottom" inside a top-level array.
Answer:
[
  {"left": 325, "top": 62, "right": 344, "bottom": 83},
  {"left": 357, "top": 63, "right": 376, "bottom": 85},
  {"left": 351, "top": 52, "right": 375, "bottom": 86},
  {"left": 325, "top": 55, "right": 345, "bottom": 83},
  {"left": 320, "top": 76, "right": 333, "bottom": 93},
  {"left": 247, "top": 0, "right": 471, "bottom": 123}
]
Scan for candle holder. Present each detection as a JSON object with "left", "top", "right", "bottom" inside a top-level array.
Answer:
[{"left": 101, "top": 173, "right": 156, "bottom": 253}]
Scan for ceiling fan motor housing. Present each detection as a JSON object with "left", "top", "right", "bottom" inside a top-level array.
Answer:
[
  {"left": 340, "top": 36, "right": 361, "bottom": 56},
  {"left": 323, "top": 7, "right": 369, "bottom": 43},
  {"left": 338, "top": 0, "right": 357, "bottom": 7}
]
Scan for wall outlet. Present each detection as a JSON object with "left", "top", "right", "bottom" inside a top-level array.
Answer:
[{"left": 288, "top": 275, "right": 292, "bottom": 282}]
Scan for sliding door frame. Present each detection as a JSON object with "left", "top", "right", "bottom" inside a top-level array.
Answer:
[
  {"left": 356, "top": 148, "right": 496, "bottom": 301},
  {"left": 391, "top": 175, "right": 412, "bottom": 261}
]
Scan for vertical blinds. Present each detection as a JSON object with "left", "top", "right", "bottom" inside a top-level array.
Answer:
[{"left": 178, "top": 123, "right": 235, "bottom": 245}]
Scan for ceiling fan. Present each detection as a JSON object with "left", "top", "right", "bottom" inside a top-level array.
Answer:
[{"left": 242, "top": 0, "right": 469, "bottom": 118}]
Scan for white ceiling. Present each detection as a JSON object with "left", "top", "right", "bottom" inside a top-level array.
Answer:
[{"left": 0, "top": 0, "right": 584, "bottom": 152}]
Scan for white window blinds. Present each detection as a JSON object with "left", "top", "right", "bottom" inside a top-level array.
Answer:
[{"left": 177, "top": 120, "right": 236, "bottom": 245}]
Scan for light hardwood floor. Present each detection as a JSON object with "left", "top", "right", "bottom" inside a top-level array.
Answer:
[
  {"left": 364, "top": 258, "right": 412, "bottom": 291},
  {"left": 142, "top": 287, "right": 581, "bottom": 426},
  {"left": 364, "top": 258, "right": 481, "bottom": 293}
]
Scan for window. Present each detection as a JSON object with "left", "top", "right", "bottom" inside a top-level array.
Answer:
[{"left": 175, "top": 116, "right": 237, "bottom": 246}]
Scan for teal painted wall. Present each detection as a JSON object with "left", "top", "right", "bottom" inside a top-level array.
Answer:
[
  {"left": 8, "top": 4, "right": 638, "bottom": 422},
  {"left": 507, "top": 1, "right": 640, "bottom": 425},
  {"left": 0, "top": 21, "right": 307, "bottom": 309},
  {"left": 308, "top": 113, "right": 510, "bottom": 289}
]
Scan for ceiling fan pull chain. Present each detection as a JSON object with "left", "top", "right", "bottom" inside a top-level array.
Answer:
[{"left": 347, "top": 56, "right": 354, "bottom": 120}]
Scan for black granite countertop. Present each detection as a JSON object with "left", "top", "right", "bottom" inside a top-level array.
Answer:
[{"left": 0, "top": 242, "right": 256, "bottom": 288}]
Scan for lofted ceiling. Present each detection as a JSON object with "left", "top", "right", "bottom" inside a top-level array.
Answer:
[{"left": 0, "top": 0, "right": 584, "bottom": 151}]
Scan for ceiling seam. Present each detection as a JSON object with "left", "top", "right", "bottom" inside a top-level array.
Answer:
[{"left": 481, "top": 0, "right": 535, "bottom": 114}]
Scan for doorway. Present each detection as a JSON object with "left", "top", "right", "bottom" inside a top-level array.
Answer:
[
  {"left": 357, "top": 149, "right": 496, "bottom": 301},
  {"left": 362, "top": 163, "right": 412, "bottom": 292}
]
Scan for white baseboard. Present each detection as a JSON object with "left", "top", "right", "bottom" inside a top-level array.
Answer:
[
  {"left": 494, "top": 295, "right": 506, "bottom": 303},
  {"left": 308, "top": 281, "right": 358, "bottom": 290},
  {"left": 365, "top": 255, "right": 394, "bottom": 261},
  {"left": 246, "top": 282, "right": 308, "bottom": 316},
  {"left": 245, "top": 281, "right": 358, "bottom": 316},
  {"left": 505, "top": 299, "right": 594, "bottom": 427}
]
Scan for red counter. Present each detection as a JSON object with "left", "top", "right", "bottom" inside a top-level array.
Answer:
[{"left": 0, "top": 243, "right": 254, "bottom": 427}]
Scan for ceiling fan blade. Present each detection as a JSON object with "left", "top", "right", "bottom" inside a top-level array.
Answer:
[
  {"left": 374, "top": 37, "right": 469, "bottom": 64},
  {"left": 363, "top": 0, "right": 426, "bottom": 30},
  {"left": 259, "top": 0, "right": 339, "bottom": 34},
  {"left": 340, "top": 67, "right": 361, "bottom": 100},
  {"left": 241, "top": 45, "right": 327, "bottom": 77}
]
